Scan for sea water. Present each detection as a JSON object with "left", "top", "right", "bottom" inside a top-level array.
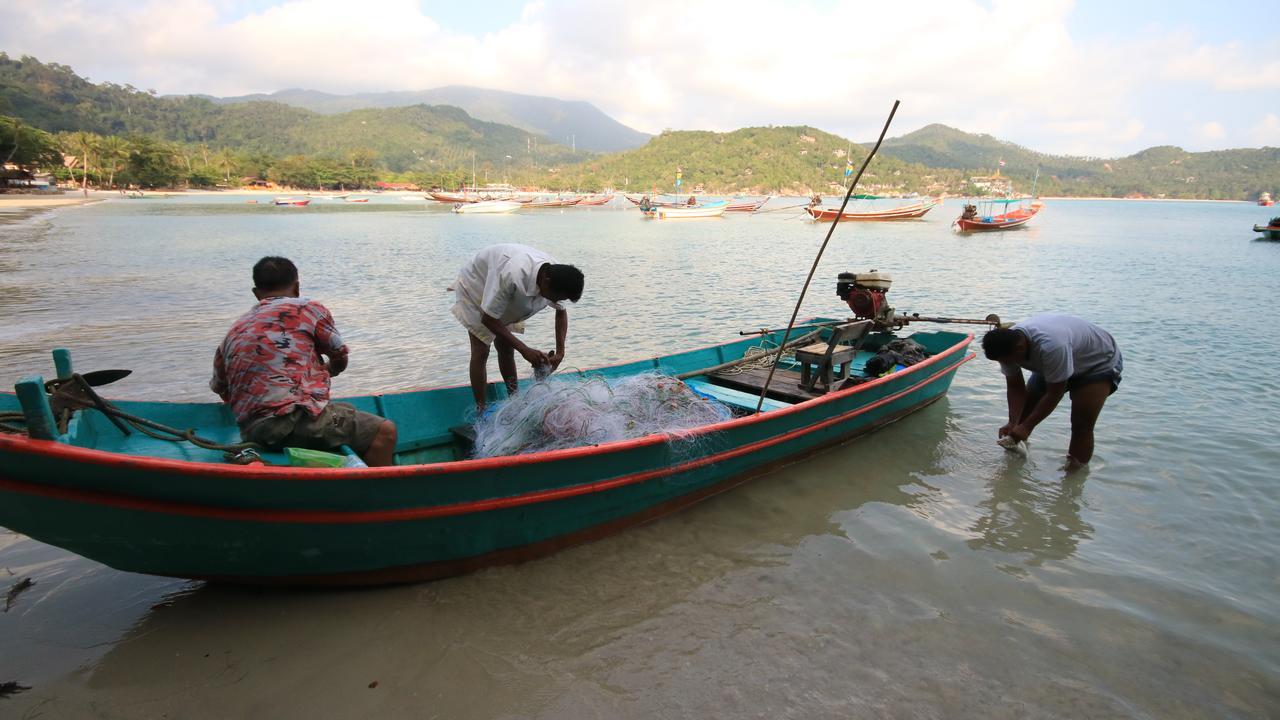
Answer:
[{"left": 0, "top": 195, "right": 1277, "bottom": 717}]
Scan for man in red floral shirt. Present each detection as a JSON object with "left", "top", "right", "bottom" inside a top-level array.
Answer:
[{"left": 211, "top": 257, "right": 397, "bottom": 466}]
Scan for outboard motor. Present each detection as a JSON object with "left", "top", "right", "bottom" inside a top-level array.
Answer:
[{"left": 836, "top": 270, "right": 895, "bottom": 327}]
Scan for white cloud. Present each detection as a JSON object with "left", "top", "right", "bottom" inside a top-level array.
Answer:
[
  {"left": 0, "top": 0, "right": 1276, "bottom": 155},
  {"left": 1250, "top": 114, "right": 1280, "bottom": 147}
]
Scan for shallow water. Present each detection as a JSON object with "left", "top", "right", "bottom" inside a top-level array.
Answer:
[{"left": 1, "top": 195, "right": 1278, "bottom": 718}]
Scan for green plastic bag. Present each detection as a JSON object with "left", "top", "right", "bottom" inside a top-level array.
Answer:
[{"left": 285, "top": 447, "right": 346, "bottom": 468}]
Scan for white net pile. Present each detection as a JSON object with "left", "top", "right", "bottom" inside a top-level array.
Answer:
[{"left": 472, "top": 372, "right": 732, "bottom": 458}]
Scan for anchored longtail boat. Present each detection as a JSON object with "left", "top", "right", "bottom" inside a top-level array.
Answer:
[
  {"left": 806, "top": 197, "right": 939, "bottom": 221},
  {"left": 576, "top": 194, "right": 615, "bottom": 206},
  {"left": 725, "top": 196, "right": 771, "bottom": 213},
  {"left": 655, "top": 200, "right": 727, "bottom": 219},
  {"left": 1254, "top": 218, "right": 1280, "bottom": 240},
  {"left": 953, "top": 197, "right": 1042, "bottom": 231},
  {"left": 0, "top": 320, "right": 972, "bottom": 586}
]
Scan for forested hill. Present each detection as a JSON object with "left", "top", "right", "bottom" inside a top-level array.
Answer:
[
  {"left": 3, "top": 53, "right": 1277, "bottom": 198},
  {"left": 881, "top": 124, "right": 1280, "bottom": 200},
  {"left": 0, "top": 53, "right": 580, "bottom": 172},
  {"left": 550, "top": 126, "right": 966, "bottom": 195},
  {"left": 204, "top": 85, "right": 651, "bottom": 153}
]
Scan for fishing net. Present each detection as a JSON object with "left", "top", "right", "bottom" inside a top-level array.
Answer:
[{"left": 472, "top": 372, "right": 732, "bottom": 458}]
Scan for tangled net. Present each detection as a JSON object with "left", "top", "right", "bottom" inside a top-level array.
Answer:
[{"left": 472, "top": 371, "right": 732, "bottom": 458}]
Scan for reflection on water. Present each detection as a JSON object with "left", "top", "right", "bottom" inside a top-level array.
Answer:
[
  {"left": 2, "top": 197, "right": 1280, "bottom": 717},
  {"left": 967, "top": 458, "right": 1093, "bottom": 566}
]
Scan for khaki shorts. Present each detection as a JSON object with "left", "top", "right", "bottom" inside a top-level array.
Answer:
[{"left": 242, "top": 403, "right": 385, "bottom": 454}]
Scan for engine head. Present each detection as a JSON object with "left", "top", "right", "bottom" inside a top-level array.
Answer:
[{"left": 836, "top": 270, "right": 895, "bottom": 325}]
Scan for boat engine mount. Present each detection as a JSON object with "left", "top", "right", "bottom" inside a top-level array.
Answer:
[{"left": 836, "top": 270, "right": 896, "bottom": 327}]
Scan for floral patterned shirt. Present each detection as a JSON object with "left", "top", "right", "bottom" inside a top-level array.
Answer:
[{"left": 210, "top": 296, "right": 346, "bottom": 424}]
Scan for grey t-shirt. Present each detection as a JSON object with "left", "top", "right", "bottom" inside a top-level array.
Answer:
[{"left": 1000, "top": 314, "right": 1120, "bottom": 384}]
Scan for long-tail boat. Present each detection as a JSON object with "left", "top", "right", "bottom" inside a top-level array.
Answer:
[
  {"left": 1254, "top": 218, "right": 1280, "bottom": 240},
  {"left": 0, "top": 321, "right": 973, "bottom": 586},
  {"left": 806, "top": 197, "right": 939, "bottom": 221},
  {"left": 952, "top": 197, "right": 1042, "bottom": 231},
  {"left": 524, "top": 196, "right": 583, "bottom": 209},
  {"left": 725, "top": 196, "right": 771, "bottom": 213},
  {"left": 576, "top": 194, "right": 615, "bottom": 206}
]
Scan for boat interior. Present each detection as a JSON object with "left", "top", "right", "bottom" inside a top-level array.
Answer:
[{"left": 1, "top": 323, "right": 967, "bottom": 468}]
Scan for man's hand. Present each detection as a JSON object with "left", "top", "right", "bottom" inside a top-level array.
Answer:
[
  {"left": 327, "top": 347, "right": 349, "bottom": 377},
  {"left": 1007, "top": 424, "right": 1031, "bottom": 443},
  {"left": 999, "top": 422, "right": 1014, "bottom": 438},
  {"left": 519, "top": 345, "right": 550, "bottom": 367},
  {"left": 547, "top": 350, "right": 564, "bottom": 372}
]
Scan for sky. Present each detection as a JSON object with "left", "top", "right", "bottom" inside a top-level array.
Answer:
[{"left": 1, "top": 0, "right": 1277, "bottom": 157}]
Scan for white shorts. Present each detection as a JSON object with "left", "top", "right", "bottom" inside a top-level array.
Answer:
[{"left": 450, "top": 285, "right": 524, "bottom": 345}]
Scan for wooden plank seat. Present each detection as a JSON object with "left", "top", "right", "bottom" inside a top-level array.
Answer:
[
  {"left": 793, "top": 320, "right": 873, "bottom": 393},
  {"left": 706, "top": 365, "right": 828, "bottom": 405}
]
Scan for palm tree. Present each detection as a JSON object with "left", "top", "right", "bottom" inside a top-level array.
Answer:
[
  {"left": 99, "top": 136, "right": 130, "bottom": 189},
  {"left": 213, "top": 148, "right": 238, "bottom": 184},
  {"left": 68, "top": 131, "right": 99, "bottom": 194}
]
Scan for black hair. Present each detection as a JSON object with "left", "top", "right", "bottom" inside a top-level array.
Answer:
[
  {"left": 981, "top": 327, "right": 1020, "bottom": 361},
  {"left": 253, "top": 256, "right": 298, "bottom": 291},
  {"left": 546, "top": 263, "right": 584, "bottom": 303}
]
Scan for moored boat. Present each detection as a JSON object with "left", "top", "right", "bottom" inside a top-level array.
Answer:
[
  {"left": 576, "top": 194, "right": 615, "bottom": 206},
  {"left": 655, "top": 200, "right": 728, "bottom": 219},
  {"left": 273, "top": 197, "right": 311, "bottom": 207},
  {"left": 725, "top": 196, "right": 771, "bottom": 213},
  {"left": 0, "top": 320, "right": 973, "bottom": 586},
  {"left": 806, "top": 197, "right": 939, "bottom": 221},
  {"left": 1254, "top": 218, "right": 1280, "bottom": 240},
  {"left": 953, "top": 197, "right": 1042, "bottom": 231},
  {"left": 1259, "top": 192, "right": 1274, "bottom": 207},
  {"left": 525, "top": 196, "right": 583, "bottom": 209},
  {"left": 452, "top": 200, "right": 522, "bottom": 214}
]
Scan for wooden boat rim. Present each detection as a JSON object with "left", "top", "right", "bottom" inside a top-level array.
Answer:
[
  {"left": 0, "top": 355, "right": 972, "bottom": 524},
  {"left": 0, "top": 332, "right": 973, "bottom": 479}
]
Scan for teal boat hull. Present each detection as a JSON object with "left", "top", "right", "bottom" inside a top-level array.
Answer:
[{"left": 0, "top": 326, "right": 972, "bottom": 586}]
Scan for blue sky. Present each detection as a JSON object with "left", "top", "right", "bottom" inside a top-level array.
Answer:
[{"left": 2, "top": 0, "right": 1277, "bottom": 156}]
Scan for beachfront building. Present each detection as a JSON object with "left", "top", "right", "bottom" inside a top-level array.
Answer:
[{"left": 968, "top": 169, "right": 1013, "bottom": 195}]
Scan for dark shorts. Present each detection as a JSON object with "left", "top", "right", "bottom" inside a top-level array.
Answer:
[
  {"left": 1028, "top": 359, "right": 1123, "bottom": 396},
  {"left": 241, "top": 402, "right": 385, "bottom": 454}
]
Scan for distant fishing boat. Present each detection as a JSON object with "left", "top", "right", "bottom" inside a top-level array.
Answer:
[
  {"left": 274, "top": 197, "right": 311, "bottom": 207},
  {"left": 1254, "top": 218, "right": 1280, "bottom": 240},
  {"left": 655, "top": 200, "right": 728, "bottom": 219},
  {"left": 1260, "top": 192, "right": 1275, "bottom": 207},
  {"left": 344, "top": 197, "right": 369, "bottom": 203},
  {"left": 953, "top": 197, "right": 1042, "bottom": 231},
  {"left": 576, "top": 194, "right": 614, "bottom": 206},
  {"left": 525, "top": 196, "right": 583, "bottom": 209},
  {"left": 452, "top": 200, "right": 522, "bottom": 214},
  {"left": 625, "top": 195, "right": 687, "bottom": 208},
  {"left": 429, "top": 191, "right": 476, "bottom": 203},
  {"left": 807, "top": 197, "right": 939, "bottom": 221},
  {"left": 725, "top": 196, "right": 771, "bottom": 213}
]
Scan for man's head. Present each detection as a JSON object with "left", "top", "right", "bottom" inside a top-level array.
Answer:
[
  {"left": 537, "top": 263, "right": 584, "bottom": 304},
  {"left": 252, "top": 256, "right": 300, "bottom": 300},
  {"left": 981, "top": 327, "right": 1027, "bottom": 363}
]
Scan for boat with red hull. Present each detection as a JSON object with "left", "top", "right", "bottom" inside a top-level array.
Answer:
[
  {"left": 953, "top": 197, "right": 1042, "bottom": 231},
  {"left": 0, "top": 322, "right": 972, "bottom": 586}
]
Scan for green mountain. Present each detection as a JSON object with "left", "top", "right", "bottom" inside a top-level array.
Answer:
[
  {"left": 3, "top": 54, "right": 1277, "bottom": 198},
  {"left": 0, "top": 53, "right": 580, "bottom": 173},
  {"left": 544, "top": 125, "right": 964, "bottom": 195},
  {"left": 205, "top": 85, "right": 651, "bottom": 153},
  {"left": 880, "top": 124, "right": 1280, "bottom": 200}
]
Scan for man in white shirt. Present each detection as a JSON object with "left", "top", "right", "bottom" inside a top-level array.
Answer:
[
  {"left": 982, "top": 314, "right": 1123, "bottom": 471},
  {"left": 452, "top": 244, "right": 584, "bottom": 410}
]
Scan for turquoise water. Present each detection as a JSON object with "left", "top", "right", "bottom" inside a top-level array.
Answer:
[{"left": 1, "top": 195, "right": 1277, "bottom": 717}]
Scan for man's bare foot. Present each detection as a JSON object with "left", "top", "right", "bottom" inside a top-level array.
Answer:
[{"left": 1061, "top": 455, "right": 1087, "bottom": 473}]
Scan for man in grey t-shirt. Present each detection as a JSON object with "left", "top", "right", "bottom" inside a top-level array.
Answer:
[{"left": 982, "top": 314, "right": 1123, "bottom": 471}]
